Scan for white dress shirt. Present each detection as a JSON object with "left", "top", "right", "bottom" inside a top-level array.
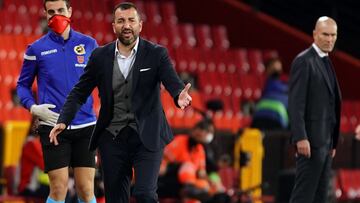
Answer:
[{"left": 114, "top": 38, "right": 139, "bottom": 78}]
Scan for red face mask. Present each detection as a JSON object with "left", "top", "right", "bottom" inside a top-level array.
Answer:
[{"left": 48, "top": 15, "right": 71, "bottom": 35}]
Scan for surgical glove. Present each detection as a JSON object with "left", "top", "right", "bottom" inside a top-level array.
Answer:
[{"left": 30, "top": 104, "right": 59, "bottom": 126}]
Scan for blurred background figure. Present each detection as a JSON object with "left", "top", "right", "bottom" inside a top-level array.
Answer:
[
  {"left": 158, "top": 119, "right": 230, "bottom": 203},
  {"left": 251, "top": 57, "right": 289, "bottom": 130},
  {"left": 17, "top": 117, "right": 49, "bottom": 200},
  {"left": 216, "top": 154, "right": 238, "bottom": 193}
]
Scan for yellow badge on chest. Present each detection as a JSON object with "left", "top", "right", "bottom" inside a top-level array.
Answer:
[{"left": 74, "top": 44, "right": 86, "bottom": 55}]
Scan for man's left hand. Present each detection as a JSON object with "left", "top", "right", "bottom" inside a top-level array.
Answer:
[
  {"left": 330, "top": 149, "right": 336, "bottom": 158},
  {"left": 178, "top": 83, "right": 192, "bottom": 109},
  {"left": 49, "top": 123, "right": 66, "bottom": 145}
]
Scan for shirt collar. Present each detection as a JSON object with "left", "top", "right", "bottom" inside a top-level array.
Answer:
[
  {"left": 115, "top": 37, "right": 139, "bottom": 58},
  {"left": 49, "top": 28, "right": 73, "bottom": 43},
  {"left": 312, "top": 43, "right": 328, "bottom": 58}
]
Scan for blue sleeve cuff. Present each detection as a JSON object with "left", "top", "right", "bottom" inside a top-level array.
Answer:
[{"left": 25, "top": 101, "right": 36, "bottom": 111}]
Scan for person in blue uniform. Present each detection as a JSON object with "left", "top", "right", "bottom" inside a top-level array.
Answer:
[{"left": 17, "top": 1, "right": 97, "bottom": 203}]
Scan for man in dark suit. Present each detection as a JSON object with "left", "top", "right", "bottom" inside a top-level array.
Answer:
[
  {"left": 289, "top": 16, "right": 341, "bottom": 203},
  {"left": 49, "top": 2, "right": 192, "bottom": 203}
]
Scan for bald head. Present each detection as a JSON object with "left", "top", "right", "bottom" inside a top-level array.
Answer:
[
  {"left": 313, "top": 16, "right": 337, "bottom": 53},
  {"left": 315, "top": 16, "right": 337, "bottom": 31}
]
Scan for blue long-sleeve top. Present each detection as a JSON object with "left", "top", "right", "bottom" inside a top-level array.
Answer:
[{"left": 17, "top": 29, "right": 97, "bottom": 126}]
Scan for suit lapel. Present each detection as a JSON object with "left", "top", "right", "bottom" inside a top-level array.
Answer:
[
  {"left": 105, "top": 42, "right": 116, "bottom": 102},
  {"left": 132, "top": 38, "right": 148, "bottom": 92},
  {"left": 311, "top": 48, "right": 334, "bottom": 95},
  {"left": 329, "top": 59, "right": 342, "bottom": 100}
]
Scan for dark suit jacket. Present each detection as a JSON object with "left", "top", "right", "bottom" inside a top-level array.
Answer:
[
  {"left": 289, "top": 46, "right": 341, "bottom": 149},
  {"left": 58, "top": 38, "right": 185, "bottom": 151}
]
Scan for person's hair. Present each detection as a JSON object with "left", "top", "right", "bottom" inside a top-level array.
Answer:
[
  {"left": 43, "top": 0, "right": 71, "bottom": 10},
  {"left": 113, "top": 2, "right": 140, "bottom": 21},
  {"left": 264, "top": 57, "right": 281, "bottom": 74},
  {"left": 264, "top": 57, "right": 281, "bottom": 71},
  {"left": 194, "top": 119, "right": 214, "bottom": 131}
]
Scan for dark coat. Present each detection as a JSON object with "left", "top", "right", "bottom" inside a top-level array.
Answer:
[{"left": 58, "top": 38, "right": 184, "bottom": 151}]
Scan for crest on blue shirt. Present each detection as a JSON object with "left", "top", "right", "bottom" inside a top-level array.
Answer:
[
  {"left": 74, "top": 44, "right": 86, "bottom": 55},
  {"left": 77, "top": 56, "right": 85, "bottom": 64}
]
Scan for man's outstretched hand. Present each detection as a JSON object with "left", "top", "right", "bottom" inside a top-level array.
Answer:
[
  {"left": 49, "top": 123, "right": 66, "bottom": 145},
  {"left": 355, "top": 125, "right": 360, "bottom": 140},
  {"left": 178, "top": 83, "right": 192, "bottom": 110}
]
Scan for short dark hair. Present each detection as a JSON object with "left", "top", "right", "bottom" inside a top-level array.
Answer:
[
  {"left": 113, "top": 2, "right": 140, "bottom": 21},
  {"left": 264, "top": 57, "right": 281, "bottom": 70},
  {"left": 194, "top": 119, "right": 214, "bottom": 131},
  {"left": 43, "top": 0, "right": 71, "bottom": 10}
]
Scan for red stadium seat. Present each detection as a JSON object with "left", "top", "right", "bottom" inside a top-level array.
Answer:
[
  {"left": 160, "top": 1, "right": 178, "bottom": 25},
  {"left": 2, "top": 6, "right": 16, "bottom": 34},
  {"left": 183, "top": 108, "right": 203, "bottom": 129},
  {"left": 92, "top": 88, "right": 101, "bottom": 117},
  {"left": 340, "top": 100, "right": 360, "bottom": 133},
  {"left": 15, "top": 4, "right": 32, "bottom": 35},
  {"left": 262, "top": 49, "right": 279, "bottom": 62},
  {"left": 211, "top": 25, "right": 230, "bottom": 51},
  {"left": 231, "top": 112, "right": 247, "bottom": 132},
  {"left": 144, "top": 22, "right": 169, "bottom": 46},
  {"left": 239, "top": 74, "right": 263, "bottom": 101},
  {"left": 228, "top": 74, "right": 242, "bottom": 113},
  {"left": 247, "top": 49, "right": 265, "bottom": 75},
  {"left": 194, "top": 24, "right": 213, "bottom": 50},
  {"left": 164, "top": 24, "right": 182, "bottom": 48},
  {"left": 89, "top": 0, "right": 108, "bottom": 14},
  {"left": 144, "top": 1, "right": 162, "bottom": 25},
  {"left": 230, "top": 49, "right": 250, "bottom": 74},
  {"left": 0, "top": 10, "right": 6, "bottom": 33},
  {"left": 9, "top": 106, "right": 31, "bottom": 121},
  {"left": 132, "top": 0, "right": 146, "bottom": 22},
  {"left": 161, "top": 89, "right": 176, "bottom": 127},
  {"left": 173, "top": 48, "right": 201, "bottom": 74},
  {"left": 352, "top": 101, "right": 360, "bottom": 131},
  {"left": 178, "top": 23, "right": 196, "bottom": 49},
  {"left": 189, "top": 90, "right": 205, "bottom": 112},
  {"left": 337, "top": 169, "right": 360, "bottom": 200},
  {"left": 213, "top": 111, "right": 226, "bottom": 130}
]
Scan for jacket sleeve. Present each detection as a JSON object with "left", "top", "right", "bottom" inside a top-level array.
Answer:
[
  {"left": 157, "top": 47, "right": 185, "bottom": 107},
  {"left": 92, "top": 38, "right": 99, "bottom": 50},
  {"left": 16, "top": 45, "right": 38, "bottom": 110},
  {"left": 57, "top": 48, "right": 99, "bottom": 126},
  {"left": 288, "top": 57, "right": 310, "bottom": 144}
]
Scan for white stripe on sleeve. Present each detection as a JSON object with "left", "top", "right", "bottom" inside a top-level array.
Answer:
[{"left": 23, "top": 54, "right": 36, "bottom": 61}]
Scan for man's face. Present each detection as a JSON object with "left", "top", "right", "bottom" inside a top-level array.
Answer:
[
  {"left": 267, "top": 60, "right": 283, "bottom": 76},
  {"left": 112, "top": 7, "right": 142, "bottom": 46},
  {"left": 313, "top": 21, "right": 337, "bottom": 53},
  {"left": 193, "top": 125, "right": 215, "bottom": 144},
  {"left": 44, "top": 0, "right": 72, "bottom": 21}
]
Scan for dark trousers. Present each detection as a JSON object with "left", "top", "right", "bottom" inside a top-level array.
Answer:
[
  {"left": 289, "top": 146, "right": 332, "bottom": 203},
  {"left": 251, "top": 117, "right": 284, "bottom": 130},
  {"left": 98, "top": 127, "right": 163, "bottom": 203}
]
